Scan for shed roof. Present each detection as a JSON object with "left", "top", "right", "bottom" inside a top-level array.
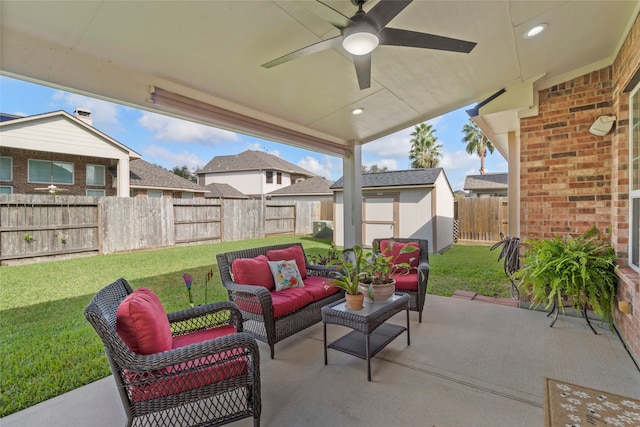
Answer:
[
  {"left": 331, "top": 168, "right": 444, "bottom": 190},
  {"left": 463, "top": 173, "right": 508, "bottom": 191},
  {"left": 199, "top": 150, "right": 315, "bottom": 177},
  {"left": 268, "top": 176, "right": 333, "bottom": 196},
  {"left": 204, "top": 182, "right": 248, "bottom": 199}
]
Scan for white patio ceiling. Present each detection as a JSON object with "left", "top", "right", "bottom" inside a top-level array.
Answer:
[{"left": 2, "top": 1, "right": 638, "bottom": 158}]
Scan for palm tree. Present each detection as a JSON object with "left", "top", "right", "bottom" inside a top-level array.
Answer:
[
  {"left": 409, "top": 123, "right": 442, "bottom": 168},
  {"left": 462, "top": 119, "right": 495, "bottom": 175}
]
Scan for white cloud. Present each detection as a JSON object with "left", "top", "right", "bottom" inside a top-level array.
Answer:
[
  {"left": 138, "top": 111, "right": 239, "bottom": 144},
  {"left": 298, "top": 155, "right": 341, "bottom": 180},
  {"left": 440, "top": 149, "right": 477, "bottom": 172},
  {"left": 143, "top": 145, "right": 206, "bottom": 170},
  {"left": 51, "top": 91, "right": 122, "bottom": 132}
]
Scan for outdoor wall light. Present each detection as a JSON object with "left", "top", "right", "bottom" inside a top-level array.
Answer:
[
  {"left": 343, "top": 25, "right": 379, "bottom": 55},
  {"left": 589, "top": 115, "right": 617, "bottom": 136},
  {"left": 524, "top": 23, "right": 548, "bottom": 39}
]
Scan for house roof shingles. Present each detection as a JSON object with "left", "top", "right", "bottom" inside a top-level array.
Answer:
[
  {"left": 268, "top": 176, "right": 333, "bottom": 196},
  {"left": 204, "top": 182, "right": 248, "bottom": 199},
  {"left": 199, "top": 150, "right": 315, "bottom": 177},
  {"left": 330, "top": 168, "right": 443, "bottom": 189},
  {"left": 124, "top": 159, "right": 207, "bottom": 192},
  {"left": 463, "top": 173, "right": 508, "bottom": 191}
]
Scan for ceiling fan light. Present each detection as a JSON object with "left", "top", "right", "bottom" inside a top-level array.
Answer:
[{"left": 343, "top": 31, "right": 379, "bottom": 55}]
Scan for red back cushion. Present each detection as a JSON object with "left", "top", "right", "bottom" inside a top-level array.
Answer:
[
  {"left": 380, "top": 240, "right": 420, "bottom": 272},
  {"left": 232, "top": 255, "right": 275, "bottom": 290},
  {"left": 116, "top": 287, "right": 173, "bottom": 355},
  {"left": 267, "top": 246, "right": 307, "bottom": 279}
]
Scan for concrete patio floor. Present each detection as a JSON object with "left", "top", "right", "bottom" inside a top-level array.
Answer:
[{"left": 4, "top": 295, "right": 639, "bottom": 427}]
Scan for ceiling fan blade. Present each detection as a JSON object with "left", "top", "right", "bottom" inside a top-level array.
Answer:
[
  {"left": 380, "top": 28, "right": 476, "bottom": 53},
  {"left": 367, "top": 0, "right": 413, "bottom": 29},
  {"left": 353, "top": 54, "right": 371, "bottom": 90},
  {"left": 296, "top": 0, "right": 353, "bottom": 29},
  {"left": 262, "top": 36, "right": 343, "bottom": 68}
]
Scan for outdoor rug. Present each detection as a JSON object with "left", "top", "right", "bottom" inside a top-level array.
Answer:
[{"left": 543, "top": 377, "right": 640, "bottom": 426}]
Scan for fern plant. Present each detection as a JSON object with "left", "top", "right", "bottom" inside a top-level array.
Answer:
[{"left": 516, "top": 226, "right": 618, "bottom": 325}]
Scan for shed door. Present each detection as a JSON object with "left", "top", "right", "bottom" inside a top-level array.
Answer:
[{"left": 363, "top": 194, "right": 398, "bottom": 246}]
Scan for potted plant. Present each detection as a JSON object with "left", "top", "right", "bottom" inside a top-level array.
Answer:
[
  {"left": 358, "top": 241, "right": 419, "bottom": 303},
  {"left": 325, "top": 247, "right": 366, "bottom": 310},
  {"left": 515, "top": 226, "right": 618, "bottom": 329}
]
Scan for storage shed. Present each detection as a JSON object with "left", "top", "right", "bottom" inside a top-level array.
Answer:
[{"left": 330, "top": 168, "right": 454, "bottom": 253}]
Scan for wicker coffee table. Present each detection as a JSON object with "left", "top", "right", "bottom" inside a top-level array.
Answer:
[{"left": 322, "top": 293, "right": 411, "bottom": 381}]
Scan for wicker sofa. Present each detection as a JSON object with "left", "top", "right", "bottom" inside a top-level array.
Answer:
[{"left": 216, "top": 243, "right": 342, "bottom": 359}]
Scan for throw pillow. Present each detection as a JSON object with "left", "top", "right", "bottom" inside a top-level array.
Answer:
[
  {"left": 267, "top": 246, "right": 307, "bottom": 279},
  {"left": 380, "top": 240, "right": 420, "bottom": 273},
  {"left": 268, "top": 259, "right": 305, "bottom": 291},
  {"left": 231, "top": 255, "right": 275, "bottom": 290},
  {"left": 116, "top": 287, "right": 173, "bottom": 355}
]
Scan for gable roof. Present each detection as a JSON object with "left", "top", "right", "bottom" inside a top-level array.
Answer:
[
  {"left": 199, "top": 150, "right": 315, "bottom": 177},
  {"left": 268, "top": 176, "right": 333, "bottom": 196},
  {"left": 125, "top": 159, "right": 207, "bottom": 192},
  {"left": 204, "top": 182, "right": 248, "bottom": 199},
  {"left": 331, "top": 168, "right": 445, "bottom": 190},
  {"left": 0, "top": 110, "right": 141, "bottom": 158},
  {"left": 463, "top": 173, "right": 508, "bottom": 191}
]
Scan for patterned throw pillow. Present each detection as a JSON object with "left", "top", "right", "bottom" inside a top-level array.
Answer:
[{"left": 268, "top": 259, "right": 305, "bottom": 291}]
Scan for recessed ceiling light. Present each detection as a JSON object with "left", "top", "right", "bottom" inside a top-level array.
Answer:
[
  {"left": 524, "top": 24, "right": 548, "bottom": 39},
  {"left": 352, "top": 108, "right": 364, "bottom": 115}
]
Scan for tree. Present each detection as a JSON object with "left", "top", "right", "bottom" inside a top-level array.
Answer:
[
  {"left": 461, "top": 119, "right": 495, "bottom": 175},
  {"left": 171, "top": 165, "right": 198, "bottom": 183},
  {"left": 362, "top": 164, "right": 388, "bottom": 173},
  {"left": 409, "top": 123, "right": 442, "bottom": 168}
]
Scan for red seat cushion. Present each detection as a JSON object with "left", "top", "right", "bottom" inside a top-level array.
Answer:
[
  {"left": 267, "top": 246, "right": 307, "bottom": 279},
  {"left": 393, "top": 272, "right": 419, "bottom": 291},
  {"left": 302, "top": 275, "right": 341, "bottom": 301},
  {"left": 232, "top": 255, "right": 275, "bottom": 290},
  {"left": 270, "top": 287, "right": 313, "bottom": 318},
  {"left": 171, "top": 324, "right": 237, "bottom": 349},
  {"left": 380, "top": 240, "right": 420, "bottom": 273},
  {"left": 116, "top": 287, "right": 173, "bottom": 355},
  {"left": 126, "top": 348, "right": 249, "bottom": 402}
]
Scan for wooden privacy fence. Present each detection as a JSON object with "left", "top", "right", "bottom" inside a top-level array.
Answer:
[
  {"left": 455, "top": 197, "right": 508, "bottom": 244},
  {"left": 0, "top": 195, "right": 327, "bottom": 263}
]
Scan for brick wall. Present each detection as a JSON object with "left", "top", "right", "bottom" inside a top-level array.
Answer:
[
  {"left": 520, "top": 13, "right": 640, "bottom": 364},
  {"left": 0, "top": 147, "right": 116, "bottom": 196},
  {"left": 520, "top": 68, "right": 614, "bottom": 239}
]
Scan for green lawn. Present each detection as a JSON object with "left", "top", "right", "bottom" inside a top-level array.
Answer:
[{"left": 0, "top": 237, "right": 509, "bottom": 416}]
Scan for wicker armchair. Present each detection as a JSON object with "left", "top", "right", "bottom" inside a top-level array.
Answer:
[
  {"left": 85, "top": 278, "right": 261, "bottom": 427},
  {"left": 372, "top": 238, "right": 430, "bottom": 322}
]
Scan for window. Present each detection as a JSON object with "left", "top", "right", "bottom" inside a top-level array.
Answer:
[
  {"left": 86, "top": 189, "right": 105, "bottom": 197},
  {"left": 630, "top": 83, "right": 640, "bottom": 270},
  {"left": 0, "top": 186, "right": 12, "bottom": 194},
  {"left": 277, "top": 172, "right": 282, "bottom": 184},
  {"left": 266, "top": 171, "right": 273, "bottom": 184},
  {"left": 0, "top": 156, "right": 12, "bottom": 181},
  {"left": 181, "top": 192, "right": 194, "bottom": 199},
  {"left": 86, "top": 164, "right": 105, "bottom": 186},
  {"left": 28, "top": 159, "right": 73, "bottom": 184},
  {"left": 147, "top": 190, "right": 163, "bottom": 198}
]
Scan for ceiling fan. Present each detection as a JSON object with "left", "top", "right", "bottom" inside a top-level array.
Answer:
[
  {"left": 262, "top": 0, "right": 477, "bottom": 90},
  {"left": 34, "top": 184, "right": 70, "bottom": 195}
]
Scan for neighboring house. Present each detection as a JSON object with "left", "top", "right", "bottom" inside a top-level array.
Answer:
[
  {"left": 197, "top": 150, "right": 316, "bottom": 198},
  {"left": 125, "top": 159, "right": 208, "bottom": 199},
  {"left": 0, "top": 109, "right": 140, "bottom": 197},
  {"left": 203, "top": 182, "right": 248, "bottom": 199},
  {"left": 463, "top": 172, "right": 508, "bottom": 197},
  {"left": 266, "top": 175, "right": 333, "bottom": 202},
  {"left": 0, "top": 109, "right": 206, "bottom": 198},
  {"left": 331, "top": 168, "right": 454, "bottom": 253}
]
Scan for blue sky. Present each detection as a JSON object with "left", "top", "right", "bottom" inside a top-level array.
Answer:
[{"left": 0, "top": 75, "right": 507, "bottom": 191}]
